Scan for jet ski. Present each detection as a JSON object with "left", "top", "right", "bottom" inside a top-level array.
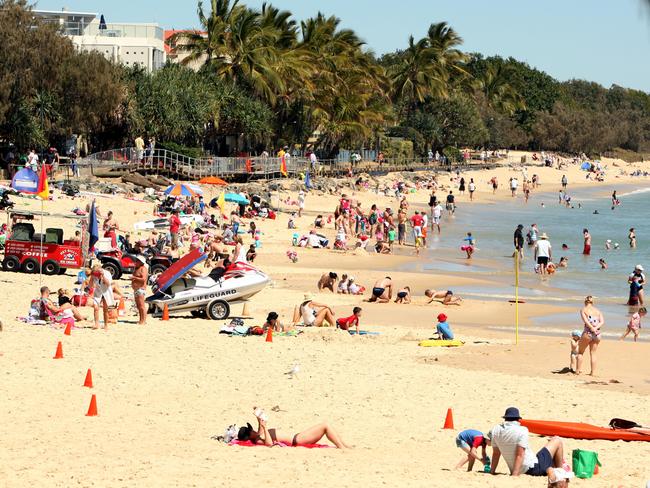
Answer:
[{"left": 146, "top": 248, "right": 269, "bottom": 320}]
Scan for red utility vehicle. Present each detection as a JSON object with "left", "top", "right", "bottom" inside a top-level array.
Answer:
[{"left": 2, "top": 211, "right": 88, "bottom": 275}]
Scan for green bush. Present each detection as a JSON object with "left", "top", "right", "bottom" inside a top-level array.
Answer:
[
  {"left": 158, "top": 142, "right": 204, "bottom": 159},
  {"left": 442, "top": 146, "right": 462, "bottom": 163}
]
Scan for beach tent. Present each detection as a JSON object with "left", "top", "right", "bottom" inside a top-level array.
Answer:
[
  {"left": 164, "top": 183, "right": 203, "bottom": 197},
  {"left": 580, "top": 162, "right": 591, "bottom": 170},
  {"left": 11, "top": 168, "right": 39, "bottom": 193}
]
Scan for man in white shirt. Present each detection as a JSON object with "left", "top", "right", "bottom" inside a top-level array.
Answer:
[
  {"left": 488, "top": 407, "right": 566, "bottom": 478},
  {"left": 309, "top": 151, "right": 318, "bottom": 171},
  {"left": 432, "top": 203, "right": 443, "bottom": 234},
  {"left": 27, "top": 149, "right": 39, "bottom": 171},
  {"left": 306, "top": 231, "right": 321, "bottom": 248},
  {"left": 510, "top": 177, "right": 518, "bottom": 197},
  {"left": 534, "top": 233, "right": 552, "bottom": 274}
]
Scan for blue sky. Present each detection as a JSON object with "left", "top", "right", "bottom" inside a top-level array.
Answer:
[{"left": 35, "top": 0, "right": 650, "bottom": 91}]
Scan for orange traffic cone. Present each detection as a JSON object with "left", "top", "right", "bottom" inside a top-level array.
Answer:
[
  {"left": 118, "top": 297, "right": 126, "bottom": 317},
  {"left": 63, "top": 322, "right": 72, "bottom": 336},
  {"left": 86, "top": 394, "right": 98, "bottom": 416},
  {"left": 83, "top": 369, "right": 93, "bottom": 388},
  {"left": 443, "top": 408, "right": 454, "bottom": 429},
  {"left": 53, "top": 341, "right": 64, "bottom": 359},
  {"left": 161, "top": 304, "right": 169, "bottom": 321},
  {"left": 265, "top": 327, "right": 273, "bottom": 343},
  {"left": 241, "top": 302, "right": 251, "bottom": 318}
]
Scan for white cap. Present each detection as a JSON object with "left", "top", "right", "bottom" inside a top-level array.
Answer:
[
  {"left": 136, "top": 255, "right": 147, "bottom": 265},
  {"left": 636, "top": 264, "right": 644, "bottom": 271}
]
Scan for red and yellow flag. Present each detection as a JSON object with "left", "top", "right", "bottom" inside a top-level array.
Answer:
[{"left": 37, "top": 165, "right": 49, "bottom": 200}]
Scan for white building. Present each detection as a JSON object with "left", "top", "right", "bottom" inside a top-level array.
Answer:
[{"left": 34, "top": 9, "right": 166, "bottom": 71}]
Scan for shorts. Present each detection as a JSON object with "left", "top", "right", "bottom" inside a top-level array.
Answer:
[
  {"left": 537, "top": 256, "right": 549, "bottom": 265},
  {"left": 398, "top": 224, "right": 406, "bottom": 240},
  {"left": 397, "top": 291, "right": 407, "bottom": 299},
  {"left": 583, "top": 244, "right": 591, "bottom": 255},
  {"left": 455, "top": 437, "right": 469, "bottom": 449},
  {"left": 135, "top": 288, "right": 146, "bottom": 297},
  {"left": 372, "top": 287, "right": 385, "bottom": 298},
  {"left": 526, "top": 447, "right": 553, "bottom": 476}
]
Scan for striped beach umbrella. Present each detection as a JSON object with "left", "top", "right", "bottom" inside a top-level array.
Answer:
[{"left": 163, "top": 183, "right": 203, "bottom": 197}]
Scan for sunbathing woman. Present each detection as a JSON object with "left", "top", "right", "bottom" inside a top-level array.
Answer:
[
  {"left": 238, "top": 408, "right": 350, "bottom": 449},
  {"left": 425, "top": 289, "right": 462, "bottom": 305},
  {"left": 293, "top": 294, "right": 335, "bottom": 327}
]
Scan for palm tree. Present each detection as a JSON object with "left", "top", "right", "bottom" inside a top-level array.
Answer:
[{"left": 477, "top": 63, "right": 525, "bottom": 115}]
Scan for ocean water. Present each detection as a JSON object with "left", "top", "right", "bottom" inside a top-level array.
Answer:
[{"left": 412, "top": 183, "right": 650, "bottom": 337}]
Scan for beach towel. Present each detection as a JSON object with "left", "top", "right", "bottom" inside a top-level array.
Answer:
[
  {"left": 229, "top": 440, "right": 331, "bottom": 449},
  {"left": 348, "top": 330, "right": 379, "bottom": 336}
]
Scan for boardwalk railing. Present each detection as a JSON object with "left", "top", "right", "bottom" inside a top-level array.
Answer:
[{"left": 79, "top": 147, "right": 512, "bottom": 180}]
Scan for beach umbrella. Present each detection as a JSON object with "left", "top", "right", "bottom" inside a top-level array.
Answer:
[
  {"left": 580, "top": 162, "right": 591, "bottom": 170},
  {"left": 99, "top": 14, "right": 107, "bottom": 31},
  {"left": 88, "top": 200, "right": 99, "bottom": 252},
  {"left": 224, "top": 193, "right": 249, "bottom": 205},
  {"left": 198, "top": 176, "right": 227, "bottom": 186},
  {"left": 164, "top": 183, "right": 203, "bottom": 197}
]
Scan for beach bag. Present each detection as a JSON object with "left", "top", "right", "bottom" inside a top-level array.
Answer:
[{"left": 572, "top": 449, "right": 601, "bottom": 479}]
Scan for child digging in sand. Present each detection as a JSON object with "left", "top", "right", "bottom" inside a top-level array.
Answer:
[
  {"left": 454, "top": 429, "right": 489, "bottom": 471},
  {"left": 336, "top": 307, "right": 362, "bottom": 334},
  {"left": 570, "top": 330, "right": 581, "bottom": 372},
  {"left": 621, "top": 307, "right": 646, "bottom": 342}
]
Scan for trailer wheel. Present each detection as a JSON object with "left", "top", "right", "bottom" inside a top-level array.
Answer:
[
  {"left": 206, "top": 300, "right": 230, "bottom": 321},
  {"left": 102, "top": 261, "right": 121, "bottom": 279},
  {"left": 150, "top": 263, "right": 168, "bottom": 275},
  {"left": 42, "top": 260, "right": 60, "bottom": 276},
  {"left": 3, "top": 256, "right": 20, "bottom": 272},
  {"left": 21, "top": 258, "right": 38, "bottom": 274}
]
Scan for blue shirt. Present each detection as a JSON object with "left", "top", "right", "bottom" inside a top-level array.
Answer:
[
  {"left": 458, "top": 429, "right": 483, "bottom": 447},
  {"left": 437, "top": 321, "right": 454, "bottom": 340}
]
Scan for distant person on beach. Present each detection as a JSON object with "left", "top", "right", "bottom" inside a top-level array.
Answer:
[
  {"left": 628, "top": 265, "right": 645, "bottom": 306},
  {"left": 425, "top": 289, "right": 462, "bottom": 305},
  {"left": 558, "top": 257, "right": 568, "bottom": 268},
  {"left": 237, "top": 408, "right": 350, "bottom": 448},
  {"left": 490, "top": 176, "right": 498, "bottom": 194},
  {"left": 317, "top": 272, "right": 338, "bottom": 292},
  {"left": 468, "top": 178, "right": 476, "bottom": 201},
  {"left": 461, "top": 232, "right": 475, "bottom": 259},
  {"left": 576, "top": 296, "right": 604, "bottom": 376},
  {"left": 621, "top": 307, "right": 646, "bottom": 342},
  {"left": 534, "top": 233, "right": 552, "bottom": 275},
  {"left": 432, "top": 201, "right": 443, "bottom": 234},
  {"left": 509, "top": 177, "right": 518, "bottom": 197},
  {"left": 434, "top": 313, "right": 454, "bottom": 339},
  {"left": 368, "top": 277, "right": 392, "bottom": 303},
  {"left": 514, "top": 224, "right": 524, "bottom": 260},
  {"left": 90, "top": 264, "right": 114, "bottom": 331},
  {"left": 569, "top": 330, "right": 581, "bottom": 372},
  {"left": 131, "top": 256, "right": 148, "bottom": 326},
  {"left": 488, "top": 407, "right": 567, "bottom": 478},
  {"left": 629, "top": 228, "right": 636, "bottom": 248},
  {"left": 561, "top": 174, "right": 567, "bottom": 189},
  {"left": 454, "top": 429, "right": 489, "bottom": 471},
  {"left": 446, "top": 191, "right": 455, "bottom": 215},
  {"left": 394, "top": 286, "right": 412, "bottom": 304},
  {"left": 582, "top": 229, "right": 591, "bottom": 255}
]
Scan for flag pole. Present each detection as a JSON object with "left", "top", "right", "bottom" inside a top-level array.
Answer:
[
  {"left": 39, "top": 198, "right": 44, "bottom": 286},
  {"left": 515, "top": 249, "right": 519, "bottom": 345}
]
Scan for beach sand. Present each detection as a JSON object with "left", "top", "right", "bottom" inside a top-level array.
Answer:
[{"left": 1, "top": 155, "right": 650, "bottom": 487}]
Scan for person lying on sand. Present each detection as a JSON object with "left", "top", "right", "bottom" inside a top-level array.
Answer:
[
  {"left": 367, "top": 277, "right": 392, "bottom": 303},
  {"left": 425, "top": 289, "right": 462, "bottom": 305},
  {"left": 238, "top": 407, "right": 350, "bottom": 449}
]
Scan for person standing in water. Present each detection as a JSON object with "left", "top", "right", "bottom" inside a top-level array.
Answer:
[
  {"left": 629, "top": 228, "right": 636, "bottom": 248},
  {"left": 582, "top": 229, "right": 591, "bottom": 255},
  {"left": 514, "top": 224, "right": 524, "bottom": 261},
  {"left": 534, "top": 233, "right": 552, "bottom": 275}
]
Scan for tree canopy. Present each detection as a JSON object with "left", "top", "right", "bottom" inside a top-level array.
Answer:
[{"left": 3, "top": 0, "right": 650, "bottom": 158}]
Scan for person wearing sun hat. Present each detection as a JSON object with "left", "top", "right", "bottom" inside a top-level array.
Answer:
[
  {"left": 488, "top": 407, "right": 568, "bottom": 478},
  {"left": 534, "top": 232, "right": 552, "bottom": 275},
  {"left": 434, "top": 313, "right": 454, "bottom": 340}
]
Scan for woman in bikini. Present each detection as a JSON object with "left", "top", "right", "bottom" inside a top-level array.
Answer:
[
  {"left": 237, "top": 408, "right": 350, "bottom": 448},
  {"left": 293, "top": 294, "right": 335, "bottom": 327},
  {"left": 575, "top": 296, "right": 604, "bottom": 376}
]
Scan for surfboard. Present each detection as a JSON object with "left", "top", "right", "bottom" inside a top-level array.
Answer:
[{"left": 418, "top": 339, "right": 464, "bottom": 347}]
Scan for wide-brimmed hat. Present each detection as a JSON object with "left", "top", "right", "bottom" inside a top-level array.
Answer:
[
  {"left": 503, "top": 407, "right": 521, "bottom": 420},
  {"left": 237, "top": 423, "right": 253, "bottom": 441},
  {"left": 540, "top": 233, "right": 548, "bottom": 239},
  {"left": 303, "top": 293, "right": 313, "bottom": 302},
  {"left": 135, "top": 255, "right": 147, "bottom": 265}
]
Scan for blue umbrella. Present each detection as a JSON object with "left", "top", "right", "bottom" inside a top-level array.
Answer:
[
  {"left": 88, "top": 200, "right": 99, "bottom": 251},
  {"left": 580, "top": 162, "right": 591, "bottom": 170},
  {"left": 224, "top": 193, "right": 249, "bottom": 205}
]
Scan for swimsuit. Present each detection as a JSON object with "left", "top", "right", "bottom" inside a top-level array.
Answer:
[
  {"left": 397, "top": 291, "right": 407, "bottom": 299},
  {"left": 583, "top": 315, "right": 601, "bottom": 341},
  {"left": 135, "top": 288, "right": 146, "bottom": 297},
  {"left": 372, "top": 287, "right": 385, "bottom": 298}
]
